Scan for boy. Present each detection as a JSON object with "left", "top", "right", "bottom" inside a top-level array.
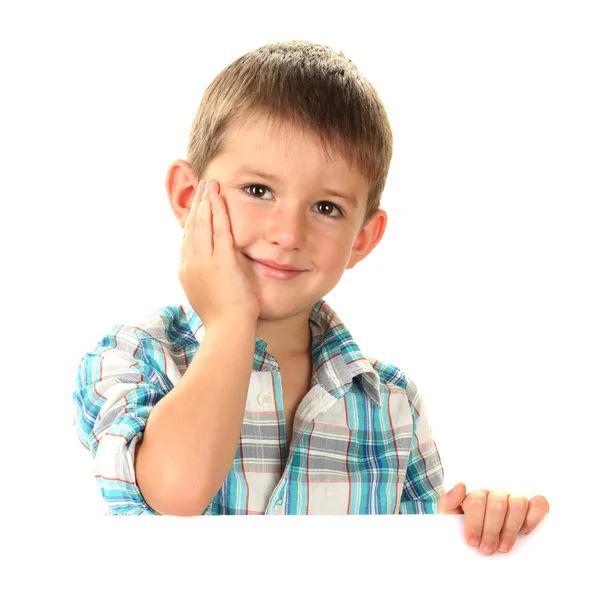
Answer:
[{"left": 72, "top": 40, "right": 549, "bottom": 554}]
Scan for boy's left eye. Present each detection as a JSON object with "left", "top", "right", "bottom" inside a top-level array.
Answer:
[{"left": 241, "top": 184, "right": 344, "bottom": 219}]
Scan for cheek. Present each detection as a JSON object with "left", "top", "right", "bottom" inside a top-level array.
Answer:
[{"left": 314, "top": 235, "right": 354, "bottom": 271}]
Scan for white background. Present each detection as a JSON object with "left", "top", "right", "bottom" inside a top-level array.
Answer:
[{"left": 1, "top": 0, "right": 597, "bottom": 596}]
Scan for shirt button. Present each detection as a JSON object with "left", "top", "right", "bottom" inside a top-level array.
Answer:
[
  {"left": 257, "top": 392, "right": 272, "bottom": 407},
  {"left": 274, "top": 503, "right": 284, "bottom": 515}
]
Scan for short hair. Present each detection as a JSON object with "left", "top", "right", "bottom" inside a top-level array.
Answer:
[{"left": 186, "top": 40, "right": 393, "bottom": 227}]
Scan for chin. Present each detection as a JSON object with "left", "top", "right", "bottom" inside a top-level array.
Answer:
[{"left": 254, "top": 293, "right": 312, "bottom": 322}]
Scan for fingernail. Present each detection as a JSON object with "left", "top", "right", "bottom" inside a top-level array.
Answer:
[
  {"left": 205, "top": 179, "right": 212, "bottom": 190},
  {"left": 499, "top": 542, "right": 511, "bottom": 552},
  {"left": 482, "top": 545, "right": 494, "bottom": 555},
  {"left": 469, "top": 538, "right": 479, "bottom": 547},
  {"left": 520, "top": 527, "right": 529, "bottom": 534}
]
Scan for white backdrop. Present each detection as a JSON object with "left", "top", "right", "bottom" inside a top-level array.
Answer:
[{"left": 1, "top": 0, "right": 597, "bottom": 596}]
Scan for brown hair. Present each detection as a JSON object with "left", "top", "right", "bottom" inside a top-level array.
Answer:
[{"left": 186, "top": 40, "right": 393, "bottom": 227}]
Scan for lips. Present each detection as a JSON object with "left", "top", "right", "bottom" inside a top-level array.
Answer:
[
  {"left": 245, "top": 256, "right": 303, "bottom": 272},
  {"left": 243, "top": 254, "right": 305, "bottom": 280}
]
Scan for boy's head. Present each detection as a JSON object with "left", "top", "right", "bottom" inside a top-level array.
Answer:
[{"left": 167, "top": 40, "right": 392, "bottom": 323}]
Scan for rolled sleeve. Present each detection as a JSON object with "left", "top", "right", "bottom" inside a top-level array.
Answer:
[
  {"left": 399, "top": 377, "right": 446, "bottom": 514},
  {"left": 72, "top": 325, "right": 169, "bottom": 515}
]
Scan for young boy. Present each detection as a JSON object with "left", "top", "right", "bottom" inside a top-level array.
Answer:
[{"left": 72, "top": 40, "right": 549, "bottom": 554}]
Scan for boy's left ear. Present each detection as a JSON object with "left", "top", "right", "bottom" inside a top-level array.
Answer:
[{"left": 346, "top": 209, "right": 387, "bottom": 269}]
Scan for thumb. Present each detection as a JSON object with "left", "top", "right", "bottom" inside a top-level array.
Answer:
[{"left": 437, "top": 482, "right": 466, "bottom": 514}]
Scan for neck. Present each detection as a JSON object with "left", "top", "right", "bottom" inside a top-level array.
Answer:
[{"left": 256, "top": 313, "right": 313, "bottom": 358}]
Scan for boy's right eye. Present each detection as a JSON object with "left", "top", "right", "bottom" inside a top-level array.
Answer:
[{"left": 241, "top": 184, "right": 273, "bottom": 200}]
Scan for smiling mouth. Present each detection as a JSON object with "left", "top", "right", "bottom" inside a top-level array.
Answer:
[{"left": 243, "top": 255, "right": 305, "bottom": 280}]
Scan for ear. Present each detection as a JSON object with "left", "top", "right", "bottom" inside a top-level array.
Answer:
[
  {"left": 346, "top": 209, "right": 387, "bottom": 269},
  {"left": 165, "top": 159, "right": 200, "bottom": 228}
]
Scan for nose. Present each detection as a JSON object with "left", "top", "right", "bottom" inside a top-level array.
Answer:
[{"left": 263, "top": 204, "right": 308, "bottom": 251}]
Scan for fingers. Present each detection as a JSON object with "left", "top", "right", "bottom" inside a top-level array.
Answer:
[
  {"left": 181, "top": 178, "right": 206, "bottom": 263},
  {"left": 181, "top": 178, "right": 234, "bottom": 264},
  {"left": 463, "top": 491, "right": 550, "bottom": 556},
  {"left": 478, "top": 490, "right": 509, "bottom": 555},
  {"left": 207, "top": 181, "right": 235, "bottom": 259},
  {"left": 462, "top": 489, "right": 489, "bottom": 549},
  {"left": 437, "top": 482, "right": 467, "bottom": 514},
  {"left": 198, "top": 179, "right": 215, "bottom": 257},
  {"left": 520, "top": 495, "right": 550, "bottom": 535},
  {"left": 497, "top": 495, "right": 529, "bottom": 553}
]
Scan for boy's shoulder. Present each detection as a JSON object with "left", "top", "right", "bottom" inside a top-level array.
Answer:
[
  {"left": 363, "top": 353, "right": 418, "bottom": 400},
  {"left": 94, "top": 304, "right": 197, "bottom": 364},
  {"left": 120, "top": 303, "right": 198, "bottom": 348}
]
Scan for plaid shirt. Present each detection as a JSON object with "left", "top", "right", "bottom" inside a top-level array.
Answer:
[{"left": 72, "top": 299, "right": 446, "bottom": 515}]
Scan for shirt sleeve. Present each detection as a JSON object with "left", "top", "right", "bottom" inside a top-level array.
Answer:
[
  {"left": 399, "top": 377, "right": 446, "bottom": 514},
  {"left": 72, "top": 324, "right": 170, "bottom": 515}
]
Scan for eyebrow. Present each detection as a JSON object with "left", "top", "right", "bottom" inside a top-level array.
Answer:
[{"left": 231, "top": 167, "right": 358, "bottom": 208}]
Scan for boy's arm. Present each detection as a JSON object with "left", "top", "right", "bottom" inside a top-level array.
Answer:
[
  {"left": 398, "top": 377, "right": 446, "bottom": 514},
  {"left": 134, "top": 314, "right": 256, "bottom": 516},
  {"left": 73, "top": 315, "right": 256, "bottom": 517},
  {"left": 72, "top": 324, "right": 164, "bottom": 515}
]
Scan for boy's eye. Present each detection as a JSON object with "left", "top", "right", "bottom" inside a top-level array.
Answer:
[
  {"left": 245, "top": 184, "right": 273, "bottom": 200},
  {"left": 314, "top": 201, "right": 343, "bottom": 218},
  {"left": 241, "top": 184, "right": 344, "bottom": 219}
]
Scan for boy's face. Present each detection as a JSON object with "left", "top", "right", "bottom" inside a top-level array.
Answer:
[{"left": 175, "top": 112, "right": 386, "bottom": 323}]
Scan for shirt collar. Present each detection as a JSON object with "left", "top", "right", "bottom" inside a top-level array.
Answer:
[
  {"left": 308, "top": 300, "right": 381, "bottom": 408},
  {"left": 183, "top": 299, "right": 381, "bottom": 408}
]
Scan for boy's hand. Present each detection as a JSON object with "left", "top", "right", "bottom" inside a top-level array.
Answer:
[
  {"left": 179, "top": 178, "right": 260, "bottom": 327},
  {"left": 438, "top": 483, "right": 550, "bottom": 556}
]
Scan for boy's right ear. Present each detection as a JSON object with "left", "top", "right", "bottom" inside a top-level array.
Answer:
[{"left": 165, "top": 160, "right": 200, "bottom": 229}]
